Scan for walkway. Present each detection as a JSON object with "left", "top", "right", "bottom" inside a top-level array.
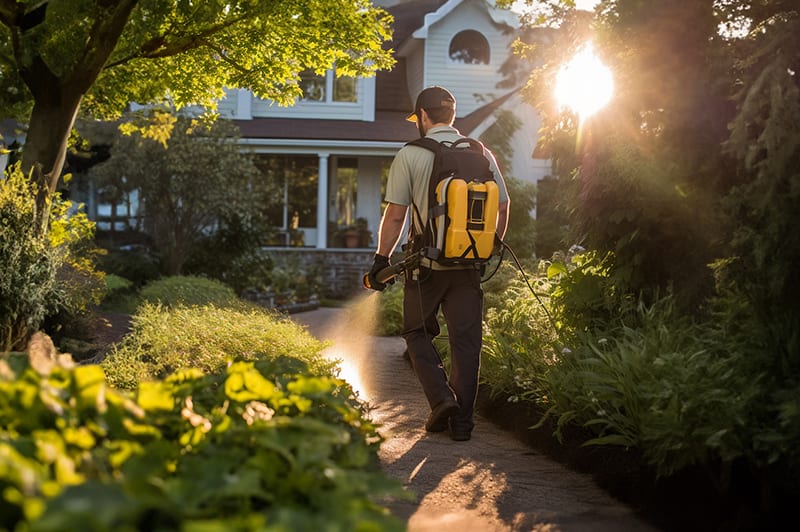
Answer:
[{"left": 292, "top": 304, "right": 657, "bottom": 532}]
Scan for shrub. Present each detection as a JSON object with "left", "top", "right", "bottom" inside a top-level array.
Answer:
[
  {"left": 102, "top": 303, "right": 335, "bottom": 389},
  {"left": 97, "top": 246, "right": 161, "bottom": 288},
  {"left": 103, "top": 273, "right": 133, "bottom": 296},
  {"left": 538, "top": 297, "right": 757, "bottom": 477},
  {"left": 138, "top": 275, "right": 238, "bottom": 308},
  {"left": 482, "top": 276, "right": 560, "bottom": 402},
  {"left": 0, "top": 166, "right": 61, "bottom": 351},
  {"left": 0, "top": 356, "right": 404, "bottom": 531},
  {"left": 374, "top": 281, "right": 404, "bottom": 337},
  {"left": 221, "top": 248, "right": 274, "bottom": 294},
  {"left": 268, "top": 254, "right": 322, "bottom": 300},
  {"left": 184, "top": 214, "right": 276, "bottom": 293}
]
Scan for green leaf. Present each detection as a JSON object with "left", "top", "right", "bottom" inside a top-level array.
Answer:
[
  {"left": 547, "top": 262, "right": 569, "bottom": 279},
  {"left": 137, "top": 381, "right": 175, "bottom": 411}
]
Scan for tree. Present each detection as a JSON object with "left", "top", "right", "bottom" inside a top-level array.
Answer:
[
  {"left": 90, "top": 111, "right": 279, "bottom": 275},
  {"left": 0, "top": 0, "right": 393, "bottom": 231},
  {"left": 508, "top": 0, "right": 744, "bottom": 306}
]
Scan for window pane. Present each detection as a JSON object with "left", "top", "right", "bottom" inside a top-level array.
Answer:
[
  {"left": 300, "top": 70, "right": 326, "bottom": 101},
  {"left": 449, "top": 30, "right": 490, "bottom": 64},
  {"left": 256, "top": 155, "right": 318, "bottom": 230},
  {"left": 333, "top": 76, "right": 357, "bottom": 102}
]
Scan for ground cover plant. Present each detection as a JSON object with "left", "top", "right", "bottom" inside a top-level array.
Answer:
[
  {"left": 2, "top": 273, "right": 408, "bottom": 530},
  {"left": 0, "top": 354, "right": 405, "bottom": 531}
]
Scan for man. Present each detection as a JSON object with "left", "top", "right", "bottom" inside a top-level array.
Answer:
[{"left": 364, "top": 86, "right": 509, "bottom": 441}]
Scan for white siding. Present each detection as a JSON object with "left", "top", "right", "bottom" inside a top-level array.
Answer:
[
  {"left": 508, "top": 99, "right": 551, "bottom": 185},
  {"left": 251, "top": 75, "right": 371, "bottom": 120},
  {"left": 405, "top": 41, "right": 426, "bottom": 99},
  {"left": 217, "top": 75, "right": 375, "bottom": 122},
  {"left": 217, "top": 89, "right": 238, "bottom": 118},
  {"left": 423, "top": 0, "right": 514, "bottom": 116}
]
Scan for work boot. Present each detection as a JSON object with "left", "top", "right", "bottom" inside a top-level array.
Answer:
[
  {"left": 425, "top": 398, "right": 459, "bottom": 432},
  {"left": 449, "top": 417, "right": 473, "bottom": 441}
]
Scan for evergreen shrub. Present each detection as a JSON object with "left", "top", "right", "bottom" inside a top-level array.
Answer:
[
  {"left": 138, "top": 275, "right": 238, "bottom": 308},
  {"left": 102, "top": 303, "right": 335, "bottom": 389}
]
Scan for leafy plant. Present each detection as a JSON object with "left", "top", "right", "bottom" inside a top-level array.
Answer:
[
  {"left": 97, "top": 245, "right": 161, "bottom": 289},
  {"left": 102, "top": 303, "right": 335, "bottom": 390},
  {"left": 0, "top": 165, "right": 60, "bottom": 351},
  {"left": 0, "top": 353, "right": 405, "bottom": 531},
  {"left": 374, "top": 282, "right": 404, "bottom": 337},
  {"left": 538, "top": 297, "right": 756, "bottom": 478},
  {"left": 482, "top": 275, "right": 560, "bottom": 402}
]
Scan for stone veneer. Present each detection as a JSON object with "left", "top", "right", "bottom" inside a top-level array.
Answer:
[{"left": 264, "top": 248, "right": 387, "bottom": 300}]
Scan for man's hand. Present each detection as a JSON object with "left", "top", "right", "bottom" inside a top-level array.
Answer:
[{"left": 363, "top": 254, "right": 394, "bottom": 291}]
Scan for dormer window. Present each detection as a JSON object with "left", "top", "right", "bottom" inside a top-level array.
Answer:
[
  {"left": 300, "top": 69, "right": 358, "bottom": 103},
  {"left": 449, "top": 30, "right": 490, "bottom": 65}
]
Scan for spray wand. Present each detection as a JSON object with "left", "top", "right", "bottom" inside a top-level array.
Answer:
[{"left": 362, "top": 251, "right": 422, "bottom": 290}]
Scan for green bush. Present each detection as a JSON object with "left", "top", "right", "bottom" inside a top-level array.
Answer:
[
  {"left": 97, "top": 246, "right": 161, "bottom": 288},
  {"left": 482, "top": 277, "right": 560, "bottom": 402},
  {"left": 184, "top": 214, "right": 276, "bottom": 293},
  {"left": 0, "top": 356, "right": 404, "bottom": 531},
  {"left": 268, "top": 254, "right": 322, "bottom": 300},
  {"left": 102, "top": 303, "right": 335, "bottom": 389},
  {"left": 537, "top": 297, "right": 758, "bottom": 477},
  {"left": 374, "top": 282, "right": 404, "bottom": 337},
  {"left": 138, "top": 275, "right": 238, "bottom": 308},
  {"left": 0, "top": 166, "right": 61, "bottom": 351}
]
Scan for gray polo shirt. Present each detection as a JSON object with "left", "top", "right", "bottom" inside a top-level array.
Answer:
[{"left": 385, "top": 125, "right": 509, "bottom": 236}]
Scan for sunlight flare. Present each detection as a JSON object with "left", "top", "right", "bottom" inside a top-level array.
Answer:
[{"left": 555, "top": 43, "right": 614, "bottom": 120}]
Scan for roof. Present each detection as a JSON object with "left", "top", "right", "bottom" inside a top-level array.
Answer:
[
  {"left": 235, "top": 0, "right": 514, "bottom": 145},
  {"left": 233, "top": 98, "right": 511, "bottom": 144},
  {"left": 387, "top": 0, "right": 447, "bottom": 50},
  {"left": 409, "top": 0, "right": 518, "bottom": 41},
  {"left": 234, "top": 111, "right": 418, "bottom": 143}
]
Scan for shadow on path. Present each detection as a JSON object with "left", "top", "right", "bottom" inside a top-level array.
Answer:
[{"left": 292, "top": 306, "right": 657, "bottom": 532}]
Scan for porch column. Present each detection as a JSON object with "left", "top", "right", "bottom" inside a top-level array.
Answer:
[{"left": 316, "top": 153, "right": 329, "bottom": 249}]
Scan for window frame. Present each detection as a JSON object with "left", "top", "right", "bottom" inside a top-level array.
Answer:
[
  {"left": 299, "top": 69, "right": 359, "bottom": 104},
  {"left": 448, "top": 30, "right": 491, "bottom": 65}
]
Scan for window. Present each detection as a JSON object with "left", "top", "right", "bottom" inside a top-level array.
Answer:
[
  {"left": 449, "top": 30, "right": 490, "bottom": 64},
  {"left": 333, "top": 76, "right": 357, "bottom": 102},
  {"left": 299, "top": 69, "right": 358, "bottom": 103},
  {"left": 300, "top": 71, "right": 326, "bottom": 101},
  {"left": 257, "top": 155, "right": 318, "bottom": 246}
]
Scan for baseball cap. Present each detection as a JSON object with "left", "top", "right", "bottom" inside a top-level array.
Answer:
[{"left": 406, "top": 86, "right": 456, "bottom": 122}]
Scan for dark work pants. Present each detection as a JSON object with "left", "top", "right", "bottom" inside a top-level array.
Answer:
[{"left": 402, "top": 267, "right": 483, "bottom": 433}]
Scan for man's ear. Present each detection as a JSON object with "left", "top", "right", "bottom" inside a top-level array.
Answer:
[{"left": 418, "top": 109, "right": 428, "bottom": 124}]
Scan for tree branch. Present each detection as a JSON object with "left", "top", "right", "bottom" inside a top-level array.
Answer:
[
  {"left": 104, "top": 15, "right": 248, "bottom": 70},
  {"left": 66, "top": 0, "right": 139, "bottom": 92}
]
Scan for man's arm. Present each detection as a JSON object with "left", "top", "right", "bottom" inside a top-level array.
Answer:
[{"left": 377, "top": 202, "right": 409, "bottom": 257}]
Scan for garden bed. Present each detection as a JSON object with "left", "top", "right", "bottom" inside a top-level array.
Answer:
[{"left": 475, "top": 387, "right": 782, "bottom": 532}]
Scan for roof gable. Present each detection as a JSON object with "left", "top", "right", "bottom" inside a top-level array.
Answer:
[{"left": 411, "top": 0, "right": 518, "bottom": 40}]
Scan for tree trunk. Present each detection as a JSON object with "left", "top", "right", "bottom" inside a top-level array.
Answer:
[{"left": 21, "top": 92, "right": 82, "bottom": 234}]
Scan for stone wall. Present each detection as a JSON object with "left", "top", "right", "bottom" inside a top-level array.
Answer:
[{"left": 264, "top": 248, "right": 376, "bottom": 300}]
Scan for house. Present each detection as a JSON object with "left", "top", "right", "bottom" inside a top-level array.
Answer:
[
  {"left": 5, "top": 0, "right": 552, "bottom": 298},
  {"left": 217, "top": 0, "right": 551, "bottom": 255}
]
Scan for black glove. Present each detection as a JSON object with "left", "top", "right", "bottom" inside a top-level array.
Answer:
[{"left": 363, "top": 254, "right": 393, "bottom": 291}]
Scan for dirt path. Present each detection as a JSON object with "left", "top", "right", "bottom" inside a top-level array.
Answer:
[{"left": 291, "top": 306, "right": 657, "bottom": 532}]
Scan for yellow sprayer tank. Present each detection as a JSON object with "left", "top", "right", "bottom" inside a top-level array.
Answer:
[{"left": 434, "top": 177, "right": 499, "bottom": 263}]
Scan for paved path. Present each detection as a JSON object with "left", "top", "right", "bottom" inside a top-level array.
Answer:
[{"left": 292, "top": 304, "right": 657, "bottom": 532}]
